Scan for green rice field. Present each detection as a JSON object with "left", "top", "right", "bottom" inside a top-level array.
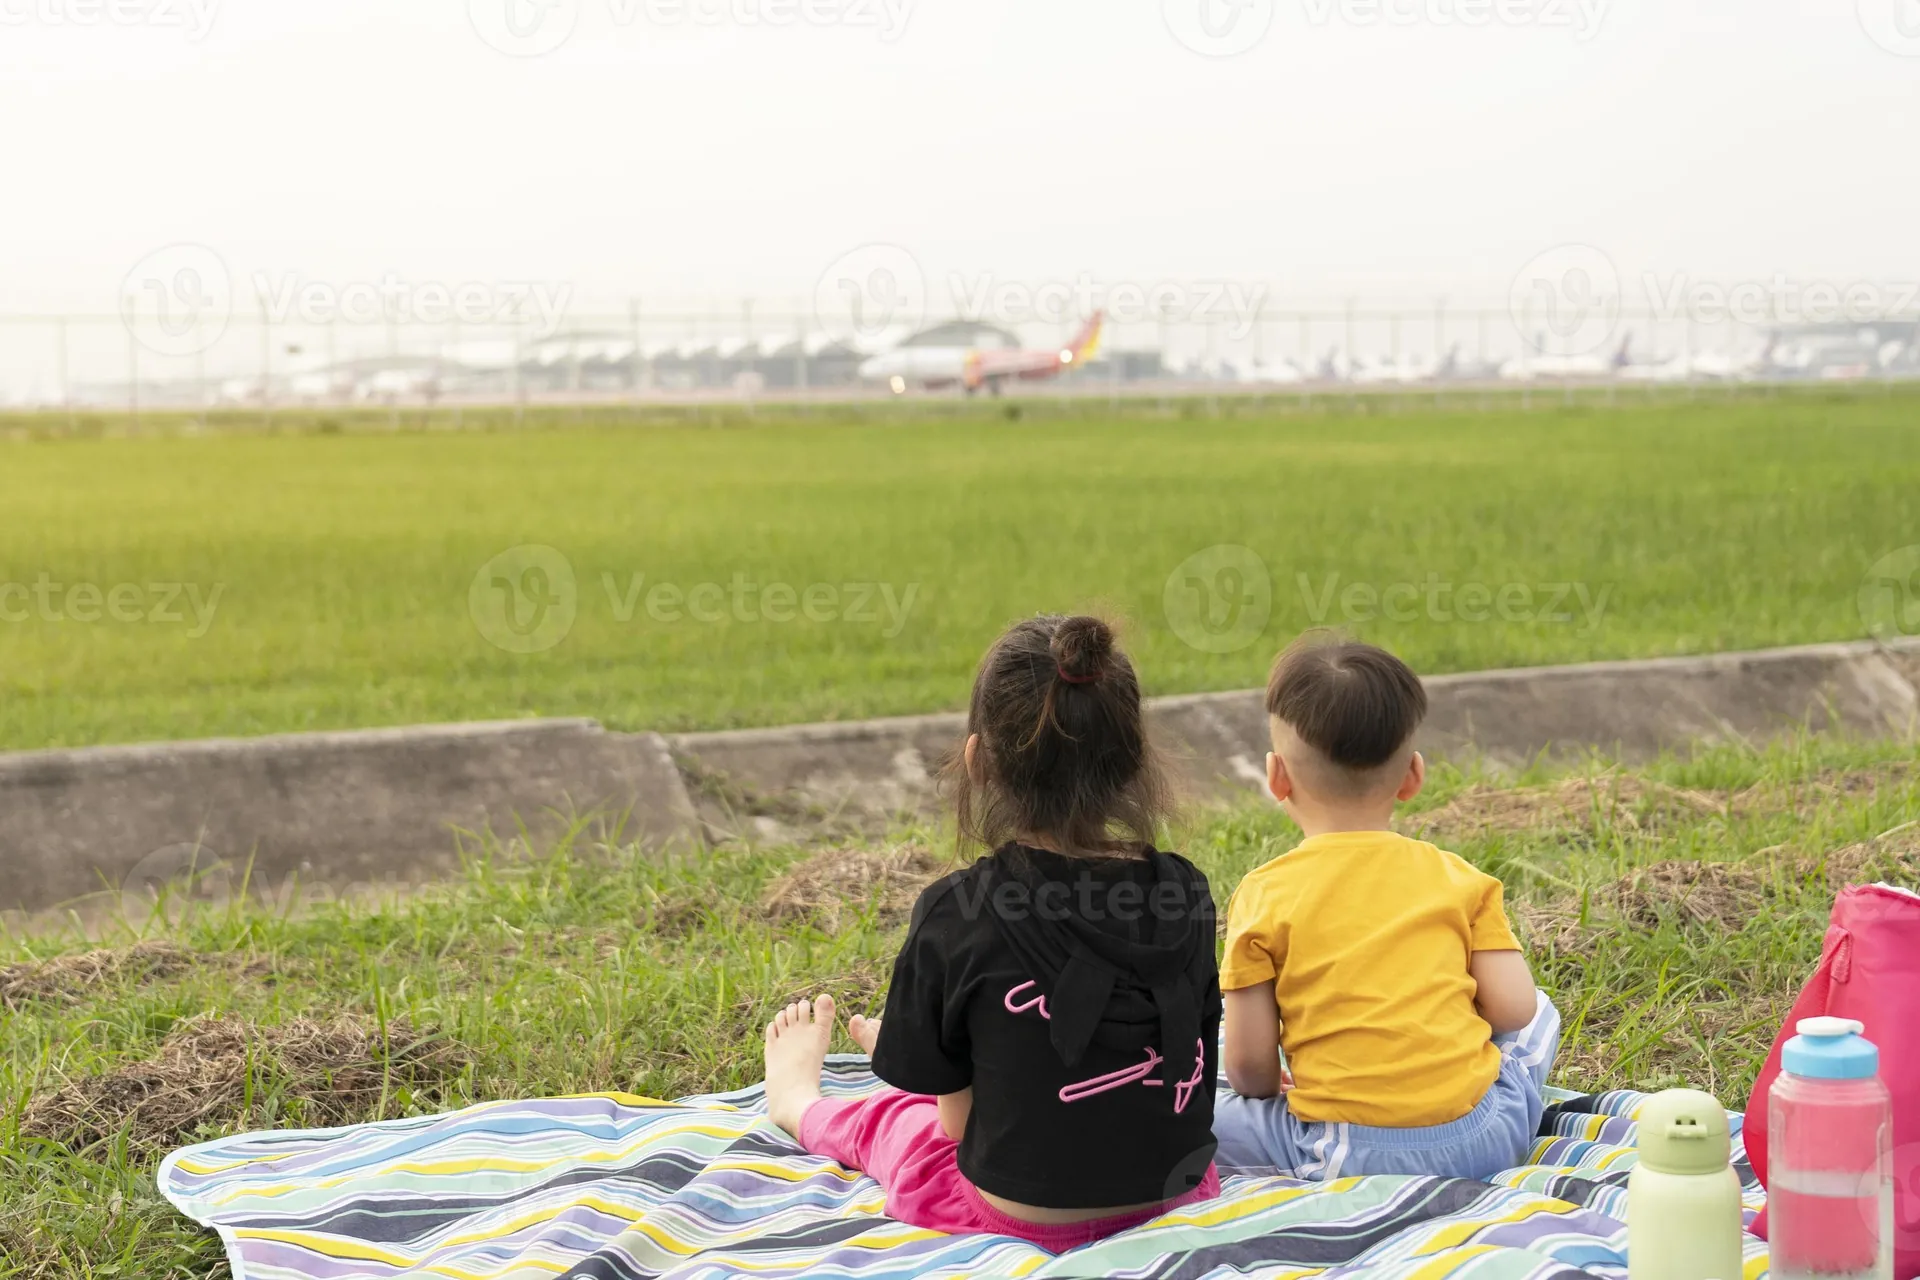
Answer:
[{"left": 2, "top": 389, "right": 1917, "bottom": 751}]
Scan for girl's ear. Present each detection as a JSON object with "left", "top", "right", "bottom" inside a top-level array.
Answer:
[
  {"left": 1266, "top": 751, "right": 1292, "bottom": 805},
  {"left": 964, "top": 734, "right": 984, "bottom": 784},
  {"left": 1395, "top": 750, "right": 1427, "bottom": 803}
]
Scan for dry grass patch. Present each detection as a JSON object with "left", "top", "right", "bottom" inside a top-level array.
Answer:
[
  {"left": 1511, "top": 897, "right": 1606, "bottom": 957},
  {"left": 1515, "top": 859, "right": 1774, "bottom": 955},
  {"left": 1418, "top": 759, "right": 1919, "bottom": 845},
  {"left": 0, "top": 941, "right": 199, "bottom": 1011},
  {"left": 761, "top": 843, "right": 951, "bottom": 932},
  {"left": 21, "top": 1014, "right": 471, "bottom": 1155},
  {"left": 1814, "top": 819, "right": 1920, "bottom": 889},
  {"left": 1413, "top": 774, "right": 1728, "bottom": 840},
  {"left": 1611, "top": 860, "right": 1770, "bottom": 930}
]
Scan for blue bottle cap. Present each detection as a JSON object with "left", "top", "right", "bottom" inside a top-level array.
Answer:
[{"left": 1781, "top": 1017, "right": 1880, "bottom": 1080}]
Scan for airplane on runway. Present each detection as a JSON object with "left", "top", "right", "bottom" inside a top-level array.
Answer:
[
  {"left": 860, "top": 313, "right": 1105, "bottom": 395},
  {"left": 1499, "top": 334, "right": 1633, "bottom": 381}
]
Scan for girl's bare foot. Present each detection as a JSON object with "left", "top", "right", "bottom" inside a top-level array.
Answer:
[
  {"left": 764, "top": 995, "right": 835, "bottom": 1138},
  {"left": 848, "top": 1014, "right": 882, "bottom": 1056}
]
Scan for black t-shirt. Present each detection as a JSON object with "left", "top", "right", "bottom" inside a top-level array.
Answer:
[{"left": 871, "top": 846, "right": 1222, "bottom": 1209}]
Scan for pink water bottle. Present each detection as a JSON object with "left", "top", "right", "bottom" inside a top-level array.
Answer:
[{"left": 1768, "top": 1017, "right": 1895, "bottom": 1280}]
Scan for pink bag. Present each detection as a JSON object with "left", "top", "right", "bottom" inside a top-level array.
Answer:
[{"left": 1744, "top": 883, "right": 1920, "bottom": 1276}]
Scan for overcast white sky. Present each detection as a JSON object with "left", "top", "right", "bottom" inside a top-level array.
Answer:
[{"left": 1, "top": 0, "right": 1915, "bottom": 317}]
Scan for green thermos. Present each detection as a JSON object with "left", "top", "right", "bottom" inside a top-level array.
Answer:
[{"left": 1628, "top": 1089, "right": 1746, "bottom": 1280}]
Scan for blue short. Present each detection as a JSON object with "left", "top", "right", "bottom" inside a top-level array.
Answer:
[{"left": 1213, "top": 991, "right": 1562, "bottom": 1183}]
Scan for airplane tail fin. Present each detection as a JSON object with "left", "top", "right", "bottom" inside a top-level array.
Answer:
[{"left": 1069, "top": 311, "right": 1105, "bottom": 365}]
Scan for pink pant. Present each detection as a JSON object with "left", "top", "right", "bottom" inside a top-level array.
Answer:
[{"left": 798, "top": 1087, "right": 1221, "bottom": 1252}]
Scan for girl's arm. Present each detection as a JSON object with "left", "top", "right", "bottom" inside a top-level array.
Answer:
[
  {"left": 937, "top": 1088, "right": 972, "bottom": 1142},
  {"left": 1222, "top": 983, "right": 1289, "bottom": 1099},
  {"left": 1469, "top": 949, "right": 1538, "bottom": 1034}
]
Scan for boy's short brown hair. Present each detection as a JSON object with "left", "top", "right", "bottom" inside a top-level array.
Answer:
[{"left": 1266, "top": 635, "right": 1428, "bottom": 773}]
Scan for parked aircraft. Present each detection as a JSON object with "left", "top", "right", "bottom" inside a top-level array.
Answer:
[{"left": 1499, "top": 335, "right": 1632, "bottom": 381}]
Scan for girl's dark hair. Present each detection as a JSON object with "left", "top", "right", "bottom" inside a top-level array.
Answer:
[{"left": 947, "top": 614, "right": 1172, "bottom": 856}]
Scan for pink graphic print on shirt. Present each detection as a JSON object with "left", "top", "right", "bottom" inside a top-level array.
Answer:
[{"left": 1002, "top": 981, "right": 1203, "bottom": 1114}]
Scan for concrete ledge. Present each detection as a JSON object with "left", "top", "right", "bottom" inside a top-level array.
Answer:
[
  {"left": 669, "top": 638, "right": 1920, "bottom": 832},
  {"left": 1, "top": 720, "right": 698, "bottom": 916},
  {"left": 4, "top": 638, "right": 1916, "bottom": 916}
]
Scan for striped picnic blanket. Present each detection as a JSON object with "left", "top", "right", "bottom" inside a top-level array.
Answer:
[{"left": 159, "top": 1063, "right": 1772, "bottom": 1279}]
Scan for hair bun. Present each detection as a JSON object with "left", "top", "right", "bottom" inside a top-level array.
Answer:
[{"left": 1050, "top": 616, "right": 1115, "bottom": 683}]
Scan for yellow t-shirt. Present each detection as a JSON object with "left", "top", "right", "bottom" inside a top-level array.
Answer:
[{"left": 1221, "top": 830, "right": 1522, "bottom": 1128}]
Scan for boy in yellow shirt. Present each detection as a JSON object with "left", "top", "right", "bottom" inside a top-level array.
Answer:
[{"left": 1214, "top": 636, "right": 1559, "bottom": 1180}]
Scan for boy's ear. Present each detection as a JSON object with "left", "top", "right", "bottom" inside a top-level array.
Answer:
[
  {"left": 1266, "top": 751, "right": 1292, "bottom": 805},
  {"left": 1395, "top": 750, "right": 1427, "bottom": 803},
  {"left": 964, "top": 734, "right": 984, "bottom": 784}
]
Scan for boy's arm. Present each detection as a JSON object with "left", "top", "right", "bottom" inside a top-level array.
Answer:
[
  {"left": 1469, "top": 949, "right": 1538, "bottom": 1034},
  {"left": 1222, "top": 983, "right": 1289, "bottom": 1099}
]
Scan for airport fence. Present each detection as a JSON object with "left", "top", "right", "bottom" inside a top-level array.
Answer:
[{"left": 1, "top": 301, "right": 1915, "bottom": 423}]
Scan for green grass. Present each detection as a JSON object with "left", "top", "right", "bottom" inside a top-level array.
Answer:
[
  {"left": 3, "top": 389, "right": 1918, "bottom": 750},
  {"left": 4, "top": 734, "right": 1916, "bottom": 1278}
]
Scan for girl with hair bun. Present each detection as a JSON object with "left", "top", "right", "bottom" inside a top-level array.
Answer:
[{"left": 760, "top": 615, "right": 1224, "bottom": 1251}]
